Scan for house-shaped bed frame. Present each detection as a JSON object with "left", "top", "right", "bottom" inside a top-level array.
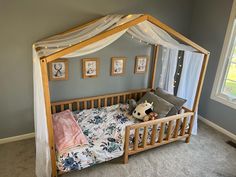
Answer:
[{"left": 35, "top": 14, "right": 209, "bottom": 177}]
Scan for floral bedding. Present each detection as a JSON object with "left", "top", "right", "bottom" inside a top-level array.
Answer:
[{"left": 56, "top": 104, "right": 188, "bottom": 173}]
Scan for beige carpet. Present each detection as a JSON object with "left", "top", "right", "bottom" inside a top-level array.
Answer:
[{"left": 0, "top": 121, "right": 236, "bottom": 177}]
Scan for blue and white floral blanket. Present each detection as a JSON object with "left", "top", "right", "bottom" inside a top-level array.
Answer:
[{"left": 57, "top": 104, "right": 187, "bottom": 172}]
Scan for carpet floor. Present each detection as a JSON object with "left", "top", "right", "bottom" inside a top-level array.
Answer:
[{"left": 0, "top": 121, "right": 236, "bottom": 177}]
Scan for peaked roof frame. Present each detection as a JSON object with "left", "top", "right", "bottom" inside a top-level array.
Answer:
[
  {"left": 39, "top": 14, "right": 209, "bottom": 63},
  {"left": 37, "top": 14, "right": 210, "bottom": 177}
]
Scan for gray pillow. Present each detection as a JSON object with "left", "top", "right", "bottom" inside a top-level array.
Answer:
[
  {"left": 154, "top": 87, "right": 187, "bottom": 116},
  {"left": 137, "top": 92, "right": 174, "bottom": 118}
]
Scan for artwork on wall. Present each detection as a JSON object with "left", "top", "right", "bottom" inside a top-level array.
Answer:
[
  {"left": 49, "top": 59, "right": 68, "bottom": 80},
  {"left": 134, "top": 56, "right": 149, "bottom": 74},
  {"left": 111, "top": 57, "right": 126, "bottom": 76},
  {"left": 82, "top": 58, "right": 99, "bottom": 78}
]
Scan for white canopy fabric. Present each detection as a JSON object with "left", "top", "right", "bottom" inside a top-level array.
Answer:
[{"left": 33, "top": 14, "right": 202, "bottom": 177}]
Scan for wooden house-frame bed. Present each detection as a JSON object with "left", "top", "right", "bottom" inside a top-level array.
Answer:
[{"left": 34, "top": 14, "right": 209, "bottom": 177}]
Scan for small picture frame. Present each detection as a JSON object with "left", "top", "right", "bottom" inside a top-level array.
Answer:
[
  {"left": 111, "top": 57, "right": 126, "bottom": 76},
  {"left": 134, "top": 56, "right": 148, "bottom": 74},
  {"left": 49, "top": 59, "right": 68, "bottom": 80},
  {"left": 82, "top": 58, "right": 99, "bottom": 78}
]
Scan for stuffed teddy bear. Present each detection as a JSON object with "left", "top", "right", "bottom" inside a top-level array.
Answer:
[
  {"left": 132, "top": 101, "right": 154, "bottom": 121},
  {"left": 127, "top": 99, "right": 137, "bottom": 115}
]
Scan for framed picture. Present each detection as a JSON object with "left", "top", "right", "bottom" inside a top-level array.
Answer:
[
  {"left": 134, "top": 56, "right": 149, "bottom": 74},
  {"left": 111, "top": 57, "right": 126, "bottom": 76},
  {"left": 82, "top": 58, "right": 99, "bottom": 78},
  {"left": 49, "top": 59, "right": 68, "bottom": 80}
]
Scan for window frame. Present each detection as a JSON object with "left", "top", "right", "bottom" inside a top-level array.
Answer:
[{"left": 211, "top": 0, "right": 236, "bottom": 109}]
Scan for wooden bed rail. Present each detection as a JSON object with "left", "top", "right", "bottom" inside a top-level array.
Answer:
[
  {"left": 123, "top": 111, "right": 194, "bottom": 163},
  {"left": 51, "top": 88, "right": 150, "bottom": 113}
]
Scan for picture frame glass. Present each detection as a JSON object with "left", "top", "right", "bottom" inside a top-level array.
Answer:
[
  {"left": 52, "top": 62, "right": 66, "bottom": 79},
  {"left": 114, "top": 59, "right": 124, "bottom": 74},
  {"left": 85, "top": 61, "right": 97, "bottom": 76},
  {"left": 136, "top": 57, "right": 147, "bottom": 73}
]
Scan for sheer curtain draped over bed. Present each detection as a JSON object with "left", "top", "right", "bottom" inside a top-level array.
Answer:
[{"left": 33, "top": 14, "right": 203, "bottom": 177}]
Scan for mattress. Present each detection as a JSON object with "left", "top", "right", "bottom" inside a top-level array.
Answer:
[{"left": 56, "top": 104, "right": 187, "bottom": 172}]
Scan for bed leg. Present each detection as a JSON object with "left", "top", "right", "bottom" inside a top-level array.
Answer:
[
  {"left": 123, "top": 126, "right": 130, "bottom": 164},
  {"left": 123, "top": 153, "right": 129, "bottom": 164},
  {"left": 185, "top": 135, "right": 191, "bottom": 143}
]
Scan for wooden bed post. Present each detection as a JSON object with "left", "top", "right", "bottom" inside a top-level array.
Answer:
[
  {"left": 40, "top": 59, "right": 58, "bottom": 177},
  {"left": 150, "top": 45, "right": 160, "bottom": 90},
  {"left": 185, "top": 53, "right": 210, "bottom": 143}
]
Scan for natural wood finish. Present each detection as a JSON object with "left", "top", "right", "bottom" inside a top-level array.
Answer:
[
  {"left": 180, "top": 117, "right": 188, "bottom": 136},
  {"left": 123, "top": 126, "right": 130, "bottom": 164},
  {"left": 151, "top": 124, "right": 157, "bottom": 145},
  {"left": 134, "top": 128, "right": 139, "bottom": 151},
  {"left": 111, "top": 57, "right": 126, "bottom": 76},
  {"left": 84, "top": 101, "right": 87, "bottom": 109},
  {"left": 77, "top": 102, "right": 80, "bottom": 110},
  {"left": 166, "top": 120, "right": 173, "bottom": 141},
  {"left": 82, "top": 58, "right": 99, "bottom": 78},
  {"left": 60, "top": 104, "right": 64, "bottom": 111},
  {"left": 147, "top": 15, "right": 209, "bottom": 54},
  {"left": 42, "top": 15, "right": 149, "bottom": 63},
  {"left": 128, "top": 134, "right": 189, "bottom": 155},
  {"left": 158, "top": 123, "right": 165, "bottom": 143},
  {"left": 91, "top": 100, "right": 94, "bottom": 108},
  {"left": 69, "top": 104, "right": 72, "bottom": 111},
  {"left": 98, "top": 99, "right": 101, "bottom": 107},
  {"left": 142, "top": 126, "right": 148, "bottom": 148},
  {"left": 48, "top": 59, "right": 69, "bottom": 81},
  {"left": 40, "top": 59, "right": 57, "bottom": 177},
  {"left": 51, "top": 88, "right": 150, "bottom": 111},
  {"left": 185, "top": 115, "right": 195, "bottom": 143},
  {"left": 151, "top": 45, "right": 160, "bottom": 89},
  {"left": 117, "top": 96, "right": 120, "bottom": 104},
  {"left": 52, "top": 106, "right": 56, "bottom": 114},
  {"left": 173, "top": 119, "right": 181, "bottom": 138}
]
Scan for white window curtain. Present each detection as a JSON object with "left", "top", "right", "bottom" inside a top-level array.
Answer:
[
  {"left": 177, "top": 51, "right": 204, "bottom": 135},
  {"left": 158, "top": 47, "right": 178, "bottom": 93}
]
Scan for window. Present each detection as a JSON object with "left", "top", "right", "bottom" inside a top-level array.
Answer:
[{"left": 211, "top": 2, "right": 236, "bottom": 109}]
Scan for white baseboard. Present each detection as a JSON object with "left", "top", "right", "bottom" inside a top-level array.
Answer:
[
  {"left": 0, "top": 132, "right": 35, "bottom": 145},
  {"left": 198, "top": 115, "right": 236, "bottom": 141}
]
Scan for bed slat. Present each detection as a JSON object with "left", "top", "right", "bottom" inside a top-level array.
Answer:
[
  {"left": 158, "top": 122, "right": 165, "bottom": 143},
  {"left": 69, "top": 104, "right": 72, "bottom": 111},
  {"left": 52, "top": 106, "right": 56, "bottom": 114},
  {"left": 77, "top": 102, "right": 80, "bottom": 110},
  {"left": 151, "top": 124, "right": 157, "bottom": 145},
  {"left": 142, "top": 126, "right": 148, "bottom": 148},
  {"left": 174, "top": 119, "right": 181, "bottom": 138},
  {"left": 84, "top": 101, "right": 87, "bottom": 109},
  {"left": 91, "top": 100, "right": 94, "bottom": 108},
  {"left": 98, "top": 99, "right": 101, "bottom": 108},
  {"left": 134, "top": 128, "right": 139, "bottom": 151},
  {"left": 60, "top": 105, "right": 64, "bottom": 111},
  {"left": 166, "top": 120, "right": 173, "bottom": 141},
  {"left": 180, "top": 117, "right": 188, "bottom": 136}
]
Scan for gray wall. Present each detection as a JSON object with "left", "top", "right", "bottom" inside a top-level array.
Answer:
[
  {"left": 0, "top": 0, "right": 194, "bottom": 138},
  {"left": 189, "top": 0, "right": 236, "bottom": 134},
  {"left": 50, "top": 35, "right": 152, "bottom": 102}
]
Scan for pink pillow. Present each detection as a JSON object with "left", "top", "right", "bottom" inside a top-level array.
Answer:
[{"left": 52, "top": 110, "right": 88, "bottom": 153}]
